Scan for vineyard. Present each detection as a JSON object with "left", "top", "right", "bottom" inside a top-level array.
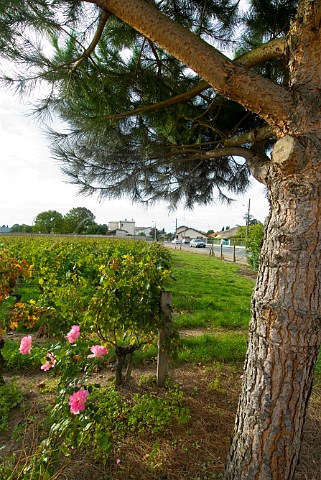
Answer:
[
  {"left": 0, "top": 236, "right": 173, "bottom": 379},
  {"left": 0, "top": 236, "right": 184, "bottom": 478}
]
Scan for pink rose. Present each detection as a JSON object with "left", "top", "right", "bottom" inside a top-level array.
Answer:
[
  {"left": 65, "top": 325, "right": 80, "bottom": 343},
  {"left": 41, "top": 352, "right": 56, "bottom": 371},
  {"left": 87, "top": 345, "right": 107, "bottom": 358},
  {"left": 19, "top": 336, "right": 32, "bottom": 354},
  {"left": 40, "top": 362, "right": 53, "bottom": 371},
  {"left": 69, "top": 389, "right": 89, "bottom": 415}
]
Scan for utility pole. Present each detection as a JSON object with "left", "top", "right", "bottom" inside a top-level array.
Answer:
[
  {"left": 246, "top": 198, "right": 251, "bottom": 238},
  {"left": 152, "top": 221, "right": 157, "bottom": 241}
]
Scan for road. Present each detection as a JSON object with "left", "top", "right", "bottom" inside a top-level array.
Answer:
[{"left": 164, "top": 242, "right": 249, "bottom": 264}]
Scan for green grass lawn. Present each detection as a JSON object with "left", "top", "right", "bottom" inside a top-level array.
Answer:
[
  {"left": 168, "top": 250, "right": 254, "bottom": 331},
  {"left": 166, "top": 250, "right": 321, "bottom": 374},
  {"left": 165, "top": 250, "right": 255, "bottom": 365}
]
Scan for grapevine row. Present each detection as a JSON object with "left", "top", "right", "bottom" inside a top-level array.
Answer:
[{"left": 0, "top": 236, "right": 173, "bottom": 383}]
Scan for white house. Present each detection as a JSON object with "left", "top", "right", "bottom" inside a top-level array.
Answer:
[
  {"left": 175, "top": 226, "right": 207, "bottom": 241},
  {"left": 108, "top": 219, "right": 135, "bottom": 236},
  {"left": 208, "top": 226, "right": 241, "bottom": 245}
]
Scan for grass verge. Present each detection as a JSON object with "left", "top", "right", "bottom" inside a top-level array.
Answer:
[{"left": 168, "top": 250, "right": 254, "bottom": 331}]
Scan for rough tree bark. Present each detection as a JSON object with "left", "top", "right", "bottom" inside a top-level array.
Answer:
[
  {"left": 224, "top": 2, "right": 321, "bottom": 476},
  {"left": 225, "top": 134, "right": 321, "bottom": 479}
]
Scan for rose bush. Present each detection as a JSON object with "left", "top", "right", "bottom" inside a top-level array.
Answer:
[{"left": 19, "top": 326, "right": 113, "bottom": 478}]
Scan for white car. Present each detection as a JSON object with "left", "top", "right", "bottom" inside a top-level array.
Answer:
[
  {"left": 190, "top": 238, "right": 207, "bottom": 248},
  {"left": 171, "top": 238, "right": 182, "bottom": 244}
]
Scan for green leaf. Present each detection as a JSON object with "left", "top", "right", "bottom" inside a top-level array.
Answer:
[{"left": 98, "top": 433, "right": 112, "bottom": 452}]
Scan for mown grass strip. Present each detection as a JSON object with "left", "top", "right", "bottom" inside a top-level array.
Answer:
[
  {"left": 168, "top": 250, "right": 255, "bottom": 331},
  {"left": 178, "top": 333, "right": 247, "bottom": 364},
  {"left": 166, "top": 250, "right": 321, "bottom": 374}
]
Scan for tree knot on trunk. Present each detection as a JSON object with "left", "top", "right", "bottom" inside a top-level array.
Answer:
[
  {"left": 247, "top": 156, "right": 271, "bottom": 185},
  {"left": 271, "top": 135, "right": 308, "bottom": 175}
]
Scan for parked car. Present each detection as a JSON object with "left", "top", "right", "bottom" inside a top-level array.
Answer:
[
  {"left": 182, "top": 238, "right": 190, "bottom": 244},
  {"left": 190, "top": 238, "right": 207, "bottom": 248},
  {"left": 172, "top": 238, "right": 182, "bottom": 244}
]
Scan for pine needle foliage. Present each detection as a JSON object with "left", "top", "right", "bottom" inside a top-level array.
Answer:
[{"left": 0, "top": 0, "right": 296, "bottom": 207}]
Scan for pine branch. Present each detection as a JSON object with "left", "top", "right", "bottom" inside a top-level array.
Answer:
[
  {"left": 200, "top": 146, "right": 267, "bottom": 162},
  {"left": 236, "top": 37, "right": 285, "bottom": 67},
  {"left": 69, "top": 10, "right": 112, "bottom": 73},
  {"left": 224, "top": 125, "right": 275, "bottom": 147},
  {"left": 105, "top": 79, "right": 209, "bottom": 119},
  {"left": 103, "top": 37, "right": 286, "bottom": 121},
  {"left": 148, "top": 39, "right": 162, "bottom": 77},
  {"left": 92, "top": 0, "right": 292, "bottom": 131},
  {"left": 156, "top": 137, "right": 271, "bottom": 163}
]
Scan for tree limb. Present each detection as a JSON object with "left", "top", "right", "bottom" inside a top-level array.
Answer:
[
  {"left": 159, "top": 144, "right": 269, "bottom": 164},
  {"left": 90, "top": 0, "right": 292, "bottom": 132},
  {"left": 148, "top": 39, "right": 162, "bottom": 77},
  {"left": 151, "top": 124, "right": 274, "bottom": 160},
  {"left": 70, "top": 10, "right": 112, "bottom": 73},
  {"left": 104, "top": 37, "right": 286, "bottom": 121},
  {"left": 200, "top": 146, "right": 268, "bottom": 162},
  {"left": 235, "top": 37, "right": 286, "bottom": 67},
  {"left": 180, "top": 146, "right": 271, "bottom": 186},
  {"left": 104, "top": 80, "right": 209, "bottom": 119},
  {"left": 224, "top": 125, "right": 275, "bottom": 147}
]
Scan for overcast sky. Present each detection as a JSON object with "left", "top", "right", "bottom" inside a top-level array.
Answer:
[{"left": 0, "top": 89, "right": 270, "bottom": 233}]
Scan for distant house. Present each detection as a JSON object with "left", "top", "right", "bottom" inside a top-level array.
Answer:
[
  {"left": 208, "top": 226, "right": 241, "bottom": 245},
  {"left": 108, "top": 219, "right": 135, "bottom": 236},
  {"left": 175, "top": 226, "right": 207, "bottom": 241},
  {"left": 0, "top": 225, "right": 11, "bottom": 233},
  {"left": 106, "top": 228, "right": 128, "bottom": 237}
]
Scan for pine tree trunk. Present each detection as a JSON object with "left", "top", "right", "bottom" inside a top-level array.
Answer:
[{"left": 225, "top": 135, "right": 321, "bottom": 479}]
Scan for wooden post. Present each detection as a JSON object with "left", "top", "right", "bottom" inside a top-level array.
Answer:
[
  {"left": 233, "top": 244, "right": 236, "bottom": 262},
  {"left": 157, "top": 291, "right": 172, "bottom": 387},
  {"left": 220, "top": 243, "right": 223, "bottom": 259},
  {"left": 0, "top": 338, "right": 5, "bottom": 385}
]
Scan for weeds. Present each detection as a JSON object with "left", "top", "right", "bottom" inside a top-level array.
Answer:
[
  {"left": 3, "top": 340, "right": 48, "bottom": 372},
  {"left": 0, "top": 381, "right": 23, "bottom": 431}
]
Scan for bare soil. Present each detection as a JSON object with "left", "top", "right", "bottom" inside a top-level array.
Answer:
[{"left": 2, "top": 351, "right": 321, "bottom": 480}]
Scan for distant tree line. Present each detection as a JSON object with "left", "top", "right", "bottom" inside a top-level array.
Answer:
[{"left": 10, "top": 207, "right": 107, "bottom": 235}]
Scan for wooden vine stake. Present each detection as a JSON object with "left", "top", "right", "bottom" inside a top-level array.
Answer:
[
  {"left": 157, "top": 291, "right": 172, "bottom": 387},
  {"left": 0, "top": 338, "right": 5, "bottom": 385}
]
